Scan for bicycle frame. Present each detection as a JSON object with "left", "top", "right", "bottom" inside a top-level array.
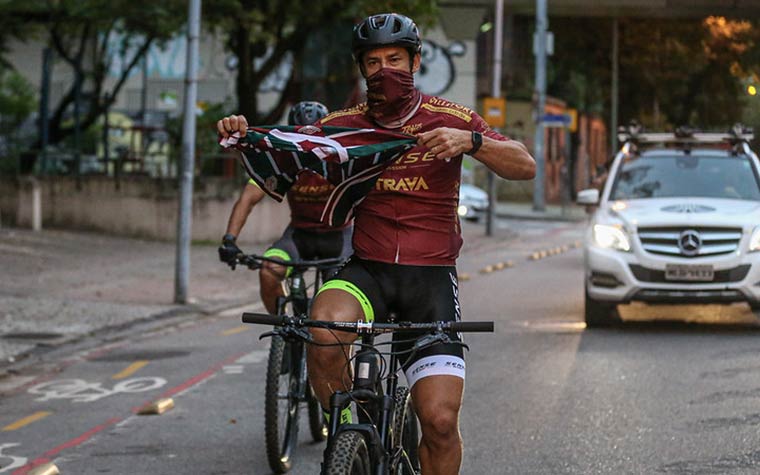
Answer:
[{"left": 326, "top": 332, "right": 412, "bottom": 475}]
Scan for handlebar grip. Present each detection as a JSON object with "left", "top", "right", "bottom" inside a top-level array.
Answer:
[
  {"left": 242, "top": 312, "right": 286, "bottom": 326},
  {"left": 449, "top": 321, "right": 494, "bottom": 333}
]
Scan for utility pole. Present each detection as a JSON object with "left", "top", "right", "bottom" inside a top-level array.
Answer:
[
  {"left": 533, "top": 0, "right": 547, "bottom": 211},
  {"left": 174, "top": 0, "right": 201, "bottom": 304},
  {"left": 611, "top": 17, "right": 620, "bottom": 154},
  {"left": 486, "top": 0, "right": 504, "bottom": 237}
]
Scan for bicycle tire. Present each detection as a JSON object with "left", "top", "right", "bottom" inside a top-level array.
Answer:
[
  {"left": 325, "top": 430, "right": 372, "bottom": 475},
  {"left": 265, "top": 335, "right": 300, "bottom": 473},
  {"left": 392, "top": 387, "right": 420, "bottom": 474},
  {"left": 307, "top": 380, "right": 328, "bottom": 442}
]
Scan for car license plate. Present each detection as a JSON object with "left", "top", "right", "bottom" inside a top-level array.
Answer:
[{"left": 665, "top": 264, "right": 714, "bottom": 281}]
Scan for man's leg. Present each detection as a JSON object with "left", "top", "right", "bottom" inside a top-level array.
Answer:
[
  {"left": 259, "top": 262, "right": 286, "bottom": 314},
  {"left": 411, "top": 375, "right": 464, "bottom": 475},
  {"left": 307, "top": 288, "right": 364, "bottom": 407}
]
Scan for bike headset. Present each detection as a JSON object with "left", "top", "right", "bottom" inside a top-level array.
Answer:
[
  {"left": 351, "top": 13, "right": 422, "bottom": 72},
  {"left": 287, "top": 101, "right": 329, "bottom": 126}
]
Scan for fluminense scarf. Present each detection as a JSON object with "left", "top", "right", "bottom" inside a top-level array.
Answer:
[{"left": 219, "top": 125, "right": 416, "bottom": 226}]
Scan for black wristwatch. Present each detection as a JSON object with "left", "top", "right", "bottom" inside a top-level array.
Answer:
[
  {"left": 222, "top": 233, "right": 237, "bottom": 244},
  {"left": 468, "top": 131, "right": 483, "bottom": 155}
]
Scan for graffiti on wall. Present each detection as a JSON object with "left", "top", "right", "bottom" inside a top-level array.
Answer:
[
  {"left": 107, "top": 34, "right": 465, "bottom": 97},
  {"left": 417, "top": 39, "right": 466, "bottom": 96}
]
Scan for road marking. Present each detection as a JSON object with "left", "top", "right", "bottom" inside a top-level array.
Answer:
[
  {"left": 111, "top": 361, "right": 149, "bottom": 380},
  {"left": 221, "top": 326, "right": 250, "bottom": 336},
  {"left": 28, "top": 377, "right": 166, "bottom": 403},
  {"left": 2, "top": 412, "right": 52, "bottom": 432},
  {"left": 0, "top": 443, "right": 27, "bottom": 473},
  {"left": 223, "top": 365, "right": 244, "bottom": 374},
  {"left": 237, "top": 350, "right": 268, "bottom": 364}
]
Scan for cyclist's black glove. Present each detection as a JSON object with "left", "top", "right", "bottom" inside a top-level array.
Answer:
[{"left": 218, "top": 233, "right": 242, "bottom": 267}]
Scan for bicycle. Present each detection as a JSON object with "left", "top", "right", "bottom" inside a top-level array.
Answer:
[
  {"left": 241, "top": 311, "right": 494, "bottom": 474},
  {"left": 231, "top": 253, "right": 346, "bottom": 474}
]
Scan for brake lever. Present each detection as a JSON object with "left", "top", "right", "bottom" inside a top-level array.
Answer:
[{"left": 413, "top": 333, "right": 471, "bottom": 352}]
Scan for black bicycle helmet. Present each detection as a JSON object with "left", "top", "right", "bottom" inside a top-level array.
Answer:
[
  {"left": 351, "top": 13, "right": 422, "bottom": 63},
  {"left": 287, "top": 101, "right": 329, "bottom": 126}
]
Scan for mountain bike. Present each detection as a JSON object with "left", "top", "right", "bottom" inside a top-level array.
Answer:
[
  {"left": 241, "top": 311, "right": 494, "bottom": 474},
  {"left": 233, "top": 253, "right": 346, "bottom": 473}
]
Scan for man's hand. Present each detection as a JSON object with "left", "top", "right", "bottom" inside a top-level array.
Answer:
[
  {"left": 417, "top": 128, "right": 473, "bottom": 160},
  {"left": 218, "top": 235, "right": 243, "bottom": 268},
  {"left": 217, "top": 115, "right": 249, "bottom": 139}
]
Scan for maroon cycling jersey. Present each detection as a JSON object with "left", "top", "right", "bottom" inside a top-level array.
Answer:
[
  {"left": 287, "top": 171, "right": 349, "bottom": 231},
  {"left": 319, "top": 94, "right": 508, "bottom": 265},
  {"left": 252, "top": 172, "right": 348, "bottom": 231}
]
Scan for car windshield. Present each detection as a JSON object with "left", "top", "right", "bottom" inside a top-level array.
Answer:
[{"left": 609, "top": 153, "right": 760, "bottom": 201}]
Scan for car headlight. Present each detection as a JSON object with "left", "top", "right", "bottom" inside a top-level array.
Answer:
[
  {"left": 457, "top": 205, "right": 468, "bottom": 216},
  {"left": 750, "top": 227, "right": 760, "bottom": 252},
  {"left": 593, "top": 224, "right": 631, "bottom": 252}
]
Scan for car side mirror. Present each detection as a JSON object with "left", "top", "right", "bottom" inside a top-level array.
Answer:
[{"left": 576, "top": 188, "right": 600, "bottom": 206}]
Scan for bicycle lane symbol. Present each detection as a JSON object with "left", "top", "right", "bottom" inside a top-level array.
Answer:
[
  {"left": 27, "top": 377, "right": 167, "bottom": 403},
  {"left": 0, "top": 443, "right": 27, "bottom": 473}
]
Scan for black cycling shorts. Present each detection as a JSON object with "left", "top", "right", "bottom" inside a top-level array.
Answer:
[
  {"left": 318, "top": 257, "right": 465, "bottom": 387},
  {"left": 266, "top": 225, "right": 353, "bottom": 280}
]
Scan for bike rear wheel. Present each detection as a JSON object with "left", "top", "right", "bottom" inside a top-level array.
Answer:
[
  {"left": 392, "top": 387, "right": 420, "bottom": 474},
  {"left": 307, "top": 381, "right": 328, "bottom": 442},
  {"left": 265, "top": 335, "right": 301, "bottom": 473},
  {"left": 325, "top": 430, "right": 371, "bottom": 475}
]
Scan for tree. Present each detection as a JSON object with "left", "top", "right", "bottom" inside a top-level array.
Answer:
[
  {"left": 0, "top": 0, "right": 187, "bottom": 147},
  {"left": 549, "top": 15, "right": 760, "bottom": 131},
  {"left": 204, "top": 0, "right": 437, "bottom": 123}
]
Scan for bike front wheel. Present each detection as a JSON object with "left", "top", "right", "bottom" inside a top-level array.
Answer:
[
  {"left": 325, "top": 430, "right": 371, "bottom": 475},
  {"left": 265, "top": 335, "right": 301, "bottom": 473},
  {"left": 392, "top": 387, "right": 420, "bottom": 474}
]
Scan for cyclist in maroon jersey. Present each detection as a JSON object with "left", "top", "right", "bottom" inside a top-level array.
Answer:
[
  {"left": 218, "top": 101, "right": 352, "bottom": 314},
  {"left": 217, "top": 14, "right": 534, "bottom": 474}
]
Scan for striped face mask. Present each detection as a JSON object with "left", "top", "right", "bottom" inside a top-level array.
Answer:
[{"left": 365, "top": 67, "right": 422, "bottom": 129}]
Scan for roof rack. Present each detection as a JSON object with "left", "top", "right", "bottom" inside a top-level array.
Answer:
[{"left": 617, "top": 122, "right": 754, "bottom": 148}]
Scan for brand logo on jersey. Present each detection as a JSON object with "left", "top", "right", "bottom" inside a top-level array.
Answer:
[
  {"left": 401, "top": 123, "right": 423, "bottom": 135},
  {"left": 265, "top": 176, "right": 278, "bottom": 192},
  {"left": 375, "top": 176, "right": 430, "bottom": 192},
  {"left": 291, "top": 184, "right": 333, "bottom": 195},
  {"left": 298, "top": 125, "right": 320, "bottom": 135}
]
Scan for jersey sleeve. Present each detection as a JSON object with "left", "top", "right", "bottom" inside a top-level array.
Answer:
[{"left": 469, "top": 111, "right": 510, "bottom": 142}]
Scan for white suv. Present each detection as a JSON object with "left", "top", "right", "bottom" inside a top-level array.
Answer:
[{"left": 577, "top": 125, "right": 760, "bottom": 326}]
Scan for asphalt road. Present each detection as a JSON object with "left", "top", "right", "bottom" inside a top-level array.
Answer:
[{"left": 3, "top": 219, "right": 760, "bottom": 474}]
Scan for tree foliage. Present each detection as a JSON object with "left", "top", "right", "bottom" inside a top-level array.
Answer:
[
  {"left": 0, "top": 0, "right": 187, "bottom": 146},
  {"left": 203, "top": 0, "right": 437, "bottom": 122},
  {"left": 549, "top": 16, "right": 760, "bottom": 131}
]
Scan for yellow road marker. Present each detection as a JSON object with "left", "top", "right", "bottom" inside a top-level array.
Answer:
[
  {"left": 28, "top": 463, "right": 59, "bottom": 475},
  {"left": 2, "top": 411, "right": 52, "bottom": 431},
  {"left": 529, "top": 252, "right": 540, "bottom": 260},
  {"left": 459, "top": 273, "right": 471, "bottom": 281},
  {"left": 138, "top": 398, "right": 175, "bottom": 416},
  {"left": 494, "top": 262, "right": 505, "bottom": 270},
  {"left": 112, "top": 360, "right": 149, "bottom": 380},
  {"left": 221, "top": 325, "right": 250, "bottom": 336},
  {"left": 480, "top": 265, "right": 494, "bottom": 274}
]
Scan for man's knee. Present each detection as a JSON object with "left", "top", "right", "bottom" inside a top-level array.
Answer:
[{"left": 418, "top": 402, "right": 460, "bottom": 442}]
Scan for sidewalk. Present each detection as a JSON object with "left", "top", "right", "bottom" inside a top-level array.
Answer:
[{"left": 0, "top": 204, "right": 583, "bottom": 368}]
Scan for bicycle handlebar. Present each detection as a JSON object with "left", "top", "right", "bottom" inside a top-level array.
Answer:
[
  {"left": 241, "top": 312, "right": 494, "bottom": 334},
  {"left": 236, "top": 253, "right": 346, "bottom": 271}
]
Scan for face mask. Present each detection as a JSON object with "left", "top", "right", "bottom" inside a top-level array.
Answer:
[{"left": 365, "top": 67, "right": 421, "bottom": 128}]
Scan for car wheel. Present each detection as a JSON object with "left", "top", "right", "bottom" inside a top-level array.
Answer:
[{"left": 584, "top": 286, "right": 622, "bottom": 327}]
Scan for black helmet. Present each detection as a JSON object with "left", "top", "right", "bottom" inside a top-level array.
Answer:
[
  {"left": 351, "top": 13, "right": 422, "bottom": 63},
  {"left": 287, "top": 101, "right": 329, "bottom": 126}
]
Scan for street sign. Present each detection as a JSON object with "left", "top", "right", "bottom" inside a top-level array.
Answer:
[
  {"left": 482, "top": 96, "right": 506, "bottom": 128},
  {"left": 568, "top": 108, "right": 578, "bottom": 133},
  {"left": 540, "top": 113, "right": 572, "bottom": 128}
]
